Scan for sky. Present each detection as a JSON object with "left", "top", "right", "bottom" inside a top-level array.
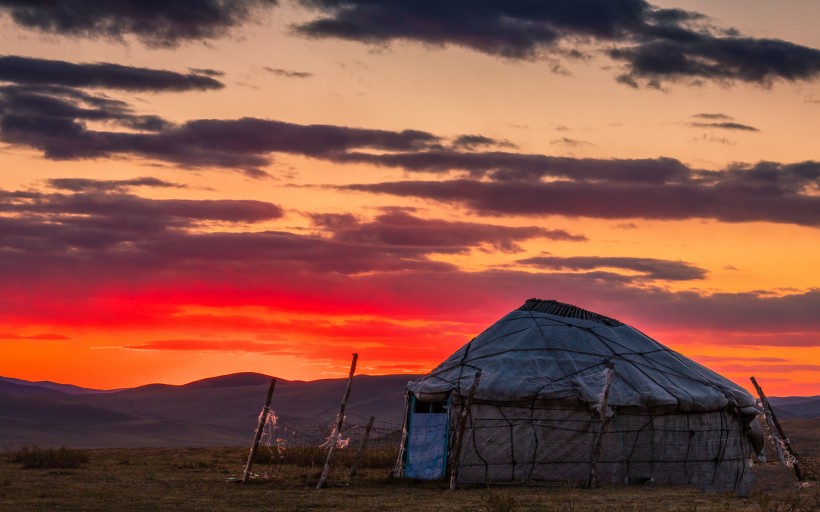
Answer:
[{"left": 0, "top": 0, "right": 818, "bottom": 395}]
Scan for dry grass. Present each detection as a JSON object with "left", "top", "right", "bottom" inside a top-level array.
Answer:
[{"left": 0, "top": 419, "right": 817, "bottom": 512}]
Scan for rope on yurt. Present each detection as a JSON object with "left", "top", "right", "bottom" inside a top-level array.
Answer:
[{"left": 612, "top": 408, "right": 627, "bottom": 462}]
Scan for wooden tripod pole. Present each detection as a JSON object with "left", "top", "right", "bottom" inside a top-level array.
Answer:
[
  {"left": 317, "top": 353, "right": 358, "bottom": 489},
  {"left": 750, "top": 376, "right": 804, "bottom": 481},
  {"left": 242, "top": 377, "right": 277, "bottom": 482}
]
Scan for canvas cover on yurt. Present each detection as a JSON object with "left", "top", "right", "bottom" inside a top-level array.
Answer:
[{"left": 394, "top": 299, "right": 763, "bottom": 494}]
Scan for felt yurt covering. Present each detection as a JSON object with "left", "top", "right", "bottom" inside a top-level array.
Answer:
[{"left": 394, "top": 299, "right": 762, "bottom": 494}]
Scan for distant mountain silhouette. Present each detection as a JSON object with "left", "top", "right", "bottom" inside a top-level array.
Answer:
[
  {"left": 768, "top": 396, "right": 820, "bottom": 420},
  {"left": 0, "top": 373, "right": 419, "bottom": 448},
  {"left": 0, "top": 376, "right": 112, "bottom": 395}
]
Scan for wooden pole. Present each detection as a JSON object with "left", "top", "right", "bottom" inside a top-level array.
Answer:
[
  {"left": 449, "top": 369, "right": 482, "bottom": 490},
  {"left": 390, "top": 392, "right": 411, "bottom": 478},
  {"left": 242, "top": 377, "right": 277, "bottom": 482},
  {"left": 588, "top": 363, "right": 615, "bottom": 489},
  {"left": 750, "top": 376, "right": 804, "bottom": 481},
  {"left": 317, "top": 353, "right": 358, "bottom": 489},
  {"left": 349, "top": 416, "right": 375, "bottom": 477}
]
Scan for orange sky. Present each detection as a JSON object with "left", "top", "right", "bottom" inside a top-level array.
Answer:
[{"left": 0, "top": 1, "right": 818, "bottom": 396}]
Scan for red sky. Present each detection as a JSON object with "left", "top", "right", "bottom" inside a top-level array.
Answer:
[{"left": 0, "top": 1, "right": 818, "bottom": 396}]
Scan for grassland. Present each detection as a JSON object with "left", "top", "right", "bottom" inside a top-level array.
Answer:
[{"left": 1, "top": 420, "right": 817, "bottom": 512}]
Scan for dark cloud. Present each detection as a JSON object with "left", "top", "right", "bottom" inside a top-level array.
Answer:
[
  {"left": 0, "top": 104, "right": 441, "bottom": 174},
  {"left": 692, "top": 113, "right": 732, "bottom": 120},
  {"left": 2, "top": 200, "right": 587, "bottom": 277},
  {"left": 296, "top": 0, "right": 668, "bottom": 59},
  {"left": 0, "top": 58, "right": 437, "bottom": 176},
  {"left": 336, "top": 150, "right": 692, "bottom": 183},
  {"left": 611, "top": 36, "right": 820, "bottom": 87},
  {"left": 0, "top": 186, "right": 486, "bottom": 277},
  {"left": 517, "top": 255, "right": 706, "bottom": 281},
  {"left": 332, "top": 153, "right": 820, "bottom": 227},
  {"left": 550, "top": 137, "right": 595, "bottom": 147},
  {"left": 189, "top": 67, "right": 224, "bottom": 77},
  {"left": 46, "top": 177, "right": 188, "bottom": 193},
  {"left": 452, "top": 134, "right": 515, "bottom": 151},
  {"left": 295, "top": 0, "right": 820, "bottom": 86},
  {"left": 686, "top": 113, "right": 759, "bottom": 133},
  {"left": 0, "top": 55, "right": 223, "bottom": 91},
  {"left": 0, "top": 83, "right": 175, "bottom": 136},
  {"left": 263, "top": 67, "right": 313, "bottom": 79},
  {"left": 689, "top": 122, "right": 759, "bottom": 132},
  {"left": 342, "top": 165, "right": 820, "bottom": 227},
  {"left": 310, "top": 209, "right": 586, "bottom": 253},
  {"left": 0, "top": 185, "right": 285, "bottom": 251},
  {"left": 5, "top": 77, "right": 816, "bottom": 227},
  {"left": 134, "top": 230, "right": 458, "bottom": 275},
  {"left": 0, "top": 0, "right": 279, "bottom": 47}
]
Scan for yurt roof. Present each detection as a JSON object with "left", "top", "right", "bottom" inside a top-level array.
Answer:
[{"left": 408, "top": 299, "right": 759, "bottom": 415}]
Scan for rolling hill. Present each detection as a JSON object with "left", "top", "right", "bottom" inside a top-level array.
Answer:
[{"left": 0, "top": 373, "right": 417, "bottom": 448}]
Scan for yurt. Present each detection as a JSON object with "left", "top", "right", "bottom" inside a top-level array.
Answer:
[{"left": 393, "top": 299, "right": 763, "bottom": 494}]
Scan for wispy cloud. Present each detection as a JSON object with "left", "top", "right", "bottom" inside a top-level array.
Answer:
[
  {"left": 0, "top": 332, "right": 71, "bottom": 341},
  {"left": 46, "top": 177, "right": 188, "bottom": 193},
  {"left": 309, "top": 209, "right": 586, "bottom": 253},
  {"left": 517, "top": 255, "right": 706, "bottom": 281},
  {"left": 687, "top": 113, "right": 759, "bottom": 132},
  {"left": 263, "top": 66, "right": 313, "bottom": 79},
  {"left": 550, "top": 137, "right": 595, "bottom": 148}
]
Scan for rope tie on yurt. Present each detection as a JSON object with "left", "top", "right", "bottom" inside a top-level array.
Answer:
[{"left": 613, "top": 409, "right": 627, "bottom": 461}]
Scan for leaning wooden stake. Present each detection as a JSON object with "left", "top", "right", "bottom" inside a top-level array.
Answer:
[
  {"left": 588, "top": 363, "right": 615, "bottom": 489},
  {"left": 761, "top": 400, "right": 787, "bottom": 466},
  {"left": 750, "top": 376, "right": 804, "bottom": 481},
  {"left": 242, "top": 377, "right": 277, "bottom": 482},
  {"left": 449, "top": 369, "right": 482, "bottom": 490},
  {"left": 349, "top": 416, "right": 375, "bottom": 477},
  {"left": 317, "top": 353, "right": 358, "bottom": 489}
]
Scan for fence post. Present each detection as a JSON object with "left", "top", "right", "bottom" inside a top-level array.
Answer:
[
  {"left": 750, "top": 376, "right": 804, "bottom": 481},
  {"left": 317, "top": 353, "right": 358, "bottom": 489},
  {"left": 449, "top": 369, "right": 482, "bottom": 490},
  {"left": 390, "top": 392, "right": 411, "bottom": 478},
  {"left": 242, "top": 378, "right": 277, "bottom": 482},
  {"left": 349, "top": 416, "right": 376, "bottom": 477}
]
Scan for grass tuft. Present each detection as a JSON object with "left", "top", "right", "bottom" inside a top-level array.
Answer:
[
  {"left": 5, "top": 444, "right": 89, "bottom": 469},
  {"left": 480, "top": 487, "right": 518, "bottom": 512}
]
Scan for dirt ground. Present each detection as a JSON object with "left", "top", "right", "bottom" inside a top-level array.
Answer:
[{"left": 1, "top": 419, "right": 817, "bottom": 512}]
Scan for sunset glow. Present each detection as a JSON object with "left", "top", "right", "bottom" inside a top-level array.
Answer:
[{"left": 1, "top": 0, "right": 818, "bottom": 395}]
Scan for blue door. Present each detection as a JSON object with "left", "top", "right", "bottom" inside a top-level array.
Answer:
[{"left": 404, "top": 394, "right": 450, "bottom": 479}]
